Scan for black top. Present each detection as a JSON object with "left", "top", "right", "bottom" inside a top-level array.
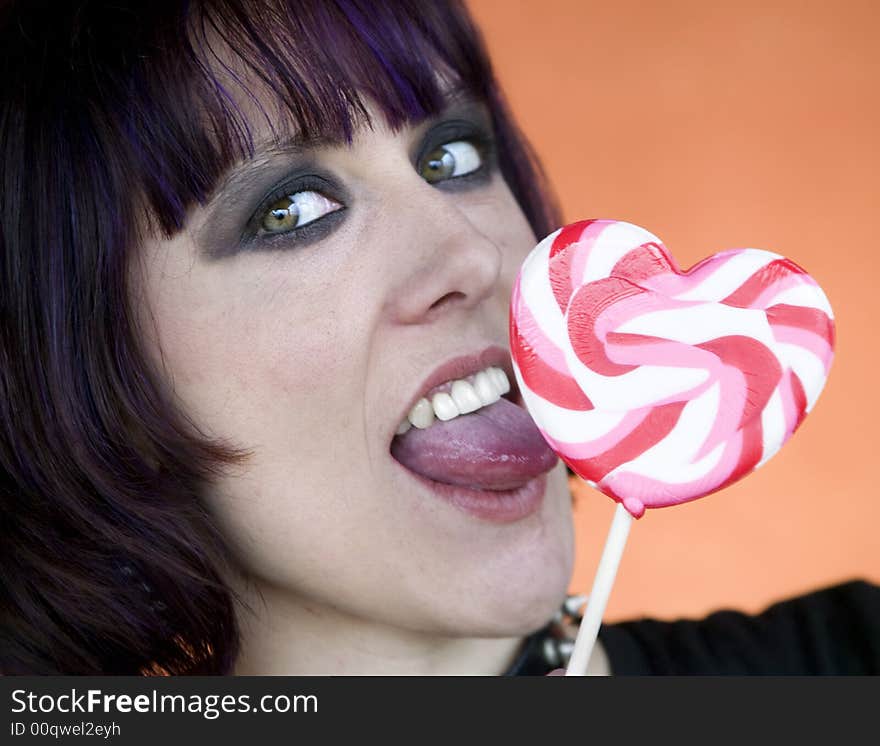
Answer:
[{"left": 506, "top": 579, "right": 880, "bottom": 675}]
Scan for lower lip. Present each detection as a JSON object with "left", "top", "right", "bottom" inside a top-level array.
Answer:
[{"left": 394, "top": 461, "right": 549, "bottom": 523}]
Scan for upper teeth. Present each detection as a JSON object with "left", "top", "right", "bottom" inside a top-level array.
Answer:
[{"left": 395, "top": 365, "right": 511, "bottom": 434}]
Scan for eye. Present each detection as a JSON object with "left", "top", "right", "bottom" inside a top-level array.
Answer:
[
  {"left": 419, "top": 140, "right": 483, "bottom": 184},
  {"left": 259, "top": 190, "right": 343, "bottom": 235}
]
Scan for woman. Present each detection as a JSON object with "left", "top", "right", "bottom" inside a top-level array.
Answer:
[{"left": 1, "top": 0, "right": 876, "bottom": 676}]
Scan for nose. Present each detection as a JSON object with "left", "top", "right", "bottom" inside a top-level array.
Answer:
[{"left": 383, "top": 179, "right": 503, "bottom": 325}]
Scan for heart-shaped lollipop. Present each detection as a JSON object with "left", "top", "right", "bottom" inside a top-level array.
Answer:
[
  {"left": 510, "top": 220, "right": 834, "bottom": 675},
  {"left": 510, "top": 219, "right": 835, "bottom": 518},
  {"left": 509, "top": 219, "right": 836, "bottom": 676}
]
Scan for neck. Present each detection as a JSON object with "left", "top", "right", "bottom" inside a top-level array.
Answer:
[{"left": 229, "top": 577, "right": 527, "bottom": 676}]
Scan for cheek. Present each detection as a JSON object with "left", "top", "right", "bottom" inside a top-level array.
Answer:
[
  {"left": 142, "top": 258, "right": 363, "bottom": 443},
  {"left": 136, "top": 251, "right": 382, "bottom": 576}
]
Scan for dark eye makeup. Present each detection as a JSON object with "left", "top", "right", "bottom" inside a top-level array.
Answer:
[
  {"left": 413, "top": 119, "right": 496, "bottom": 190},
  {"left": 242, "top": 172, "right": 348, "bottom": 251},
  {"left": 203, "top": 107, "right": 498, "bottom": 258}
]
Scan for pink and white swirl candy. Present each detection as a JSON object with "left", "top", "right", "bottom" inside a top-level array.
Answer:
[{"left": 509, "top": 219, "right": 835, "bottom": 518}]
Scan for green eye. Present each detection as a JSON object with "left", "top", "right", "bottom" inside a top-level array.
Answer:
[
  {"left": 419, "top": 140, "right": 483, "bottom": 184},
  {"left": 259, "top": 190, "right": 342, "bottom": 235},
  {"left": 262, "top": 196, "right": 300, "bottom": 233}
]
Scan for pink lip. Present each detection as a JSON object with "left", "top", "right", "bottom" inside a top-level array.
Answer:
[
  {"left": 392, "top": 344, "right": 519, "bottom": 440},
  {"left": 393, "top": 462, "right": 549, "bottom": 523}
]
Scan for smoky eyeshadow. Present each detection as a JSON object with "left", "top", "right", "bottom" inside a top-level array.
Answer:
[
  {"left": 412, "top": 104, "right": 498, "bottom": 189},
  {"left": 196, "top": 98, "right": 497, "bottom": 260},
  {"left": 197, "top": 161, "right": 349, "bottom": 260},
  {"left": 243, "top": 201, "right": 348, "bottom": 254}
]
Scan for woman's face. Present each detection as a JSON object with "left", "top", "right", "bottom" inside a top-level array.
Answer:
[{"left": 131, "top": 90, "right": 575, "bottom": 641}]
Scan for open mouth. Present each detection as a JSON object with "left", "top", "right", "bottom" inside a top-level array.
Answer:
[
  {"left": 392, "top": 363, "right": 522, "bottom": 436},
  {"left": 388, "top": 352, "right": 558, "bottom": 521}
]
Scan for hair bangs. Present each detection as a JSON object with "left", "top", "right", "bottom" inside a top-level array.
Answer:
[{"left": 116, "top": 0, "right": 491, "bottom": 237}]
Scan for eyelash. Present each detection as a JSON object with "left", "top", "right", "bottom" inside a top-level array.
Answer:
[
  {"left": 416, "top": 122, "right": 496, "bottom": 188},
  {"left": 246, "top": 174, "right": 342, "bottom": 242},
  {"left": 246, "top": 123, "right": 497, "bottom": 249}
]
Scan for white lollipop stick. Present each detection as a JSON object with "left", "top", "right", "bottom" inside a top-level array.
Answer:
[{"left": 565, "top": 503, "right": 633, "bottom": 676}]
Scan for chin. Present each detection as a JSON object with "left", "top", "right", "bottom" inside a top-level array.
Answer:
[
  {"left": 447, "top": 464, "right": 576, "bottom": 637},
  {"left": 499, "top": 541, "right": 574, "bottom": 634}
]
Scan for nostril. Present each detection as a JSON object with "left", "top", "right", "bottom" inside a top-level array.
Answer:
[{"left": 428, "top": 291, "right": 466, "bottom": 313}]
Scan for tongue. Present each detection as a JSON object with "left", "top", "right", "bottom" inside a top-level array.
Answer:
[{"left": 390, "top": 397, "right": 559, "bottom": 490}]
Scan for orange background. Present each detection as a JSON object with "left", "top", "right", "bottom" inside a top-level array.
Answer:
[{"left": 468, "top": 0, "right": 880, "bottom": 621}]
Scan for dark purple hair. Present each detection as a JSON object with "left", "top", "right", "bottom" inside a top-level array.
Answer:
[{"left": 0, "top": 0, "right": 561, "bottom": 674}]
